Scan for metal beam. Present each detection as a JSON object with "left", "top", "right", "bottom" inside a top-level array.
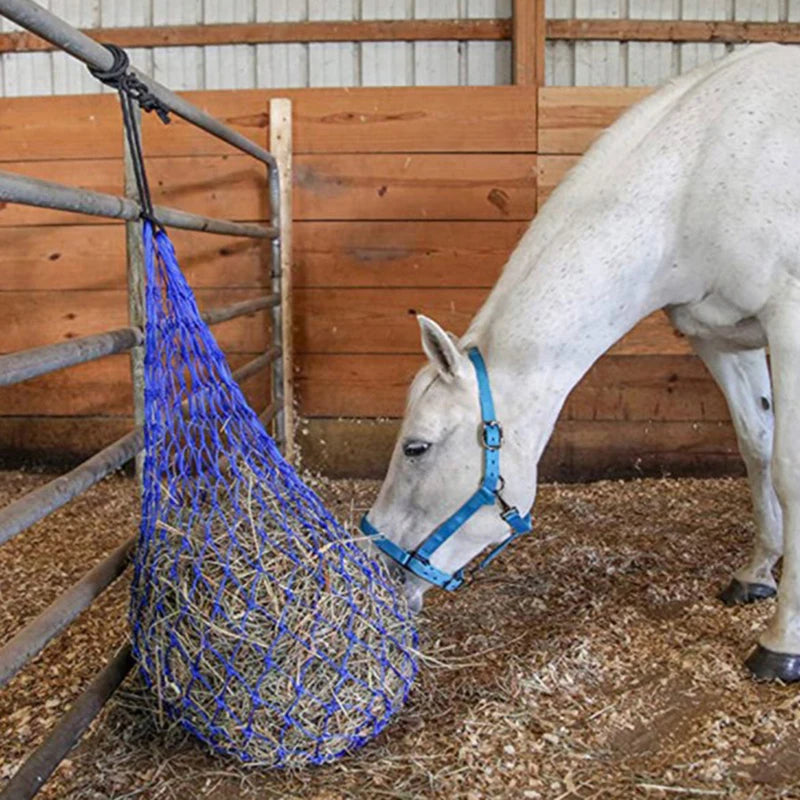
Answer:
[
  {"left": 0, "top": 429, "right": 144, "bottom": 548},
  {"left": 201, "top": 294, "right": 280, "bottom": 327},
  {"left": 0, "top": 169, "right": 277, "bottom": 239},
  {"left": 0, "top": 0, "right": 277, "bottom": 170},
  {"left": 232, "top": 348, "right": 282, "bottom": 385},
  {"left": 0, "top": 327, "right": 142, "bottom": 388},
  {"left": 0, "top": 644, "right": 133, "bottom": 800},
  {"left": 0, "top": 352, "right": 282, "bottom": 550},
  {"left": 0, "top": 538, "right": 134, "bottom": 688}
]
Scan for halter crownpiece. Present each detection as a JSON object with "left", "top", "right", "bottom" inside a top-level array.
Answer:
[{"left": 360, "top": 347, "right": 533, "bottom": 592}]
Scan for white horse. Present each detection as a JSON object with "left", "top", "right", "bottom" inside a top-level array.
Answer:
[{"left": 362, "top": 43, "right": 800, "bottom": 682}]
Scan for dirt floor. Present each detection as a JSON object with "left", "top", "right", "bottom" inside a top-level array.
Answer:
[{"left": 2, "top": 469, "right": 800, "bottom": 799}]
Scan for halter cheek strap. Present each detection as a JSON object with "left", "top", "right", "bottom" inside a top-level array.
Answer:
[{"left": 360, "top": 347, "right": 533, "bottom": 592}]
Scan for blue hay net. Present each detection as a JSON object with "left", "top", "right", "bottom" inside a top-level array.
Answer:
[{"left": 129, "top": 222, "right": 418, "bottom": 767}]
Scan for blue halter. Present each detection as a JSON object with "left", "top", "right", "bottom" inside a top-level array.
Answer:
[{"left": 360, "top": 347, "right": 533, "bottom": 592}]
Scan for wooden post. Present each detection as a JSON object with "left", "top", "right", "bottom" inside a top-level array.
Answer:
[
  {"left": 123, "top": 106, "right": 146, "bottom": 486},
  {"left": 269, "top": 98, "right": 294, "bottom": 463},
  {"left": 513, "top": 0, "right": 544, "bottom": 86}
]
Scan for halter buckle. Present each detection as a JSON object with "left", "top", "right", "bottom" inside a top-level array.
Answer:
[{"left": 481, "top": 420, "right": 503, "bottom": 450}]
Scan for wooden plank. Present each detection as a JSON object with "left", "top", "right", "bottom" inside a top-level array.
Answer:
[
  {"left": 0, "top": 156, "right": 266, "bottom": 227},
  {"left": 294, "top": 221, "right": 527, "bottom": 287},
  {"left": 270, "top": 97, "right": 295, "bottom": 463},
  {"left": 296, "top": 418, "right": 741, "bottom": 479},
  {"left": 0, "top": 415, "right": 741, "bottom": 478},
  {"left": 538, "top": 155, "right": 579, "bottom": 206},
  {"left": 535, "top": 0, "right": 546, "bottom": 87},
  {"left": 294, "top": 289, "right": 689, "bottom": 355},
  {"left": 513, "top": 0, "right": 538, "bottom": 85},
  {"left": 0, "top": 290, "right": 271, "bottom": 354},
  {"left": 0, "top": 19, "right": 511, "bottom": 55},
  {"left": 546, "top": 18, "right": 800, "bottom": 44},
  {"left": 0, "top": 221, "right": 526, "bottom": 291},
  {"left": 0, "top": 87, "right": 537, "bottom": 162},
  {"left": 293, "top": 154, "right": 537, "bottom": 221},
  {"left": 538, "top": 87, "right": 650, "bottom": 154},
  {"left": 0, "top": 354, "right": 269, "bottom": 417},
  {"left": 0, "top": 226, "right": 267, "bottom": 291},
  {"left": 295, "top": 354, "right": 726, "bottom": 420},
  {"left": 0, "top": 417, "right": 135, "bottom": 467},
  {"left": 0, "top": 154, "right": 536, "bottom": 226}
]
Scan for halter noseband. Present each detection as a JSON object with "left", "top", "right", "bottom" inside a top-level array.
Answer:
[{"left": 360, "top": 347, "right": 533, "bottom": 592}]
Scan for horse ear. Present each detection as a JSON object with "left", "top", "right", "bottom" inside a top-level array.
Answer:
[{"left": 417, "top": 315, "right": 466, "bottom": 382}]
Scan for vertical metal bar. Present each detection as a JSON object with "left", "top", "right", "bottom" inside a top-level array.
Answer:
[
  {"left": 123, "top": 105, "right": 146, "bottom": 485},
  {"left": 269, "top": 98, "right": 295, "bottom": 462}
]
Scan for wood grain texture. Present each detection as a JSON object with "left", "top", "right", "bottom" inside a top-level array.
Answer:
[
  {"left": 538, "top": 87, "right": 651, "bottom": 154},
  {"left": 0, "top": 86, "right": 536, "bottom": 162},
  {"left": 296, "top": 418, "right": 741, "bottom": 479},
  {"left": 294, "top": 289, "right": 689, "bottom": 355},
  {"left": 0, "top": 19, "right": 511, "bottom": 54},
  {"left": 538, "top": 155, "right": 579, "bottom": 206},
  {"left": 0, "top": 354, "right": 269, "bottom": 416},
  {"left": 295, "top": 354, "right": 726, "bottom": 421},
  {"left": 0, "top": 226, "right": 268, "bottom": 291},
  {"left": 547, "top": 18, "right": 800, "bottom": 44},
  {"left": 1, "top": 290, "right": 271, "bottom": 354},
  {"left": 513, "top": 0, "right": 538, "bottom": 85},
  {"left": 0, "top": 221, "right": 527, "bottom": 290},
  {"left": 292, "top": 153, "right": 537, "bottom": 221},
  {"left": 0, "top": 415, "right": 742, "bottom": 479},
  {"left": 0, "top": 153, "right": 536, "bottom": 226},
  {"left": 294, "top": 220, "right": 527, "bottom": 288}
]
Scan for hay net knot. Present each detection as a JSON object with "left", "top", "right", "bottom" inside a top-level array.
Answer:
[{"left": 129, "top": 221, "right": 418, "bottom": 767}]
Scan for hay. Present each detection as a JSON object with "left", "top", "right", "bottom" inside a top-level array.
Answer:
[{"left": 131, "top": 462, "right": 417, "bottom": 768}]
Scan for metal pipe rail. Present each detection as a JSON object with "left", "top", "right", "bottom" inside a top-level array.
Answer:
[
  {"left": 201, "top": 294, "right": 280, "bottom": 326},
  {"left": 0, "top": 327, "right": 142, "bottom": 387},
  {"left": 0, "top": 351, "right": 278, "bottom": 550},
  {"left": 0, "top": 0, "right": 277, "bottom": 172},
  {"left": 0, "top": 644, "right": 134, "bottom": 800},
  {"left": 0, "top": 428, "right": 144, "bottom": 548},
  {"left": 0, "top": 350, "right": 281, "bottom": 689},
  {"left": 0, "top": 2, "right": 291, "bottom": 795},
  {"left": 0, "top": 538, "right": 134, "bottom": 688},
  {"left": 1, "top": 298, "right": 278, "bottom": 392},
  {"left": 0, "top": 170, "right": 277, "bottom": 240}
]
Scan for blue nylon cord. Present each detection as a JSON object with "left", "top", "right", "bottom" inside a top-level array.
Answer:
[{"left": 129, "top": 222, "right": 418, "bottom": 766}]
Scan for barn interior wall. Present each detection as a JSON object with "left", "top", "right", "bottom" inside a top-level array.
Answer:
[
  {"left": 0, "top": 83, "right": 744, "bottom": 479},
  {"left": 2, "top": 0, "right": 798, "bottom": 96}
]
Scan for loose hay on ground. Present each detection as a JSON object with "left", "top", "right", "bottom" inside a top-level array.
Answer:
[{"left": 2, "top": 470, "right": 800, "bottom": 799}]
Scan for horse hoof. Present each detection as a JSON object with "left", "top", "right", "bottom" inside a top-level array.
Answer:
[
  {"left": 718, "top": 579, "right": 776, "bottom": 607},
  {"left": 746, "top": 645, "right": 800, "bottom": 683}
]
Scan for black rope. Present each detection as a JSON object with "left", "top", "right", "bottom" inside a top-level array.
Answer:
[{"left": 88, "top": 44, "right": 171, "bottom": 228}]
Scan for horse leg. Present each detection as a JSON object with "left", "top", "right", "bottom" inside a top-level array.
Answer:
[
  {"left": 691, "top": 339, "right": 781, "bottom": 605},
  {"left": 746, "top": 302, "right": 800, "bottom": 682}
]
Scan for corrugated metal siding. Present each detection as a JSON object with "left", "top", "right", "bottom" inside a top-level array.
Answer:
[
  {"left": 546, "top": 0, "right": 800, "bottom": 85},
  {"left": 1, "top": 0, "right": 798, "bottom": 95},
  {"left": 0, "top": 0, "right": 512, "bottom": 96}
]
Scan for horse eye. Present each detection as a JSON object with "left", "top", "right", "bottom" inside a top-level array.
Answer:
[{"left": 403, "top": 441, "right": 431, "bottom": 459}]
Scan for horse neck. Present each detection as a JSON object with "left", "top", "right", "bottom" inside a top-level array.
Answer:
[{"left": 466, "top": 206, "right": 671, "bottom": 465}]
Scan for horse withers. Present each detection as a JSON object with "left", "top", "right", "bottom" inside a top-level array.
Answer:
[{"left": 362, "top": 44, "right": 800, "bottom": 682}]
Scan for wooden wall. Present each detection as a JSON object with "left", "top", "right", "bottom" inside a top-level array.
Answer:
[{"left": 0, "top": 84, "right": 741, "bottom": 479}]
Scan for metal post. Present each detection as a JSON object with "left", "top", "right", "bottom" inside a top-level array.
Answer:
[
  {"left": 269, "top": 98, "right": 294, "bottom": 461},
  {"left": 123, "top": 105, "right": 146, "bottom": 485}
]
